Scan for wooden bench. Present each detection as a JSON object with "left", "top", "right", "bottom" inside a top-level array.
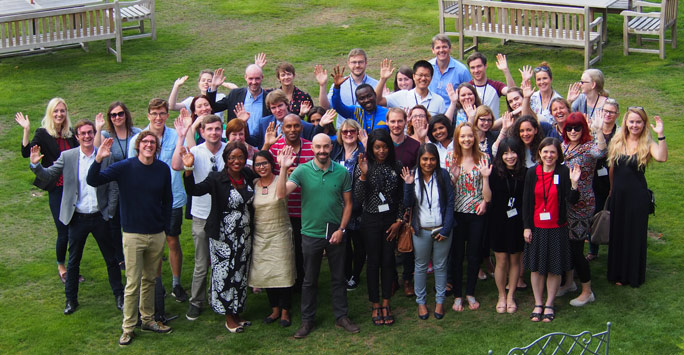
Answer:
[
  {"left": 443, "top": 0, "right": 603, "bottom": 68},
  {"left": 622, "top": 0, "right": 678, "bottom": 59},
  {"left": 0, "top": 1, "right": 122, "bottom": 62}
]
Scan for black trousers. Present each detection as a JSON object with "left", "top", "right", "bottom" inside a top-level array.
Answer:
[
  {"left": 569, "top": 239, "right": 591, "bottom": 283},
  {"left": 361, "top": 212, "right": 397, "bottom": 303},
  {"left": 300, "top": 235, "right": 348, "bottom": 321},
  {"left": 266, "top": 287, "right": 292, "bottom": 310},
  {"left": 344, "top": 229, "right": 365, "bottom": 282},
  {"left": 290, "top": 217, "right": 304, "bottom": 289},
  {"left": 450, "top": 212, "right": 485, "bottom": 297}
]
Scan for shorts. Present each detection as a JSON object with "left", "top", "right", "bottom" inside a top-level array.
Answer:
[{"left": 167, "top": 207, "right": 183, "bottom": 237}]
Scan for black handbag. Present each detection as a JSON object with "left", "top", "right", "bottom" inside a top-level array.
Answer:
[{"left": 647, "top": 189, "right": 656, "bottom": 215}]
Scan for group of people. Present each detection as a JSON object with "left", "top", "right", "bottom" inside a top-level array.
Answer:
[{"left": 16, "top": 33, "right": 668, "bottom": 345}]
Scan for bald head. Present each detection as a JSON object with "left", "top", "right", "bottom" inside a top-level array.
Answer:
[
  {"left": 312, "top": 133, "right": 332, "bottom": 166},
  {"left": 244, "top": 64, "right": 264, "bottom": 96},
  {"left": 282, "top": 114, "right": 302, "bottom": 145}
]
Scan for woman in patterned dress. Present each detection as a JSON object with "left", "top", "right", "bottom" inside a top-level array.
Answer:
[
  {"left": 445, "top": 122, "right": 492, "bottom": 312},
  {"left": 182, "top": 141, "right": 256, "bottom": 333},
  {"left": 557, "top": 112, "right": 606, "bottom": 306}
]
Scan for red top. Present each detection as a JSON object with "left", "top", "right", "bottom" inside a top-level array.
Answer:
[
  {"left": 54, "top": 137, "right": 73, "bottom": 187},
  {"left": 533, "top": 164, "right": 563, "bottom": 229},
  {"left": 269, "top": 137, "right": 314, "bottom": 218}
]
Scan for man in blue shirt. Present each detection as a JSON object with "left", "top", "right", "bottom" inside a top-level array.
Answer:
[
  {"left": 323, "top": 48, "right": 378, "bottom": 129},
  {"left": 428, "top": 34, "right": 472, "bottom": 107},
  {"left": 128, "top": 99, "right": 188, "bottom": 317},
  {"left": 331, "top": 65, "right": 388, "bottom": 135}
]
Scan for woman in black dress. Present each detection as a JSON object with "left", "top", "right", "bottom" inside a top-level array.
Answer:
[
  {"left": 606, "top": 107, "right": 667, "bottom": 287},
  {"left": 182, "top": 142, "right": 257, "bottom": 333},
  {"left": 489, "top": 137, "right": 526, "bottom": 314}
]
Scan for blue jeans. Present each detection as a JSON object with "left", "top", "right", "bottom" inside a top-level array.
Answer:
[
  {"left": 413, "top": 228, "right": 452, "bottom": 305},
  {"left": 48, "top": 186, "right": 69, "bottom": 265},
  {"left": 65, "top": 212, "right": 123, "bottom": 302}
]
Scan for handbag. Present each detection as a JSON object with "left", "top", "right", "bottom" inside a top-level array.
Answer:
[
  {"left": 397, "top": 208, "right": 414, "bottom": 253},
  {"left": 647, "top": 189, "right": 656, "bottom": 215},
  {"left": 590, "top": 201, "right": 610, "bottom": 245}
]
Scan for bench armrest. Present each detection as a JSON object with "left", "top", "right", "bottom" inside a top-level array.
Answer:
[
  {"left": 620, "top": 10, "right": 661, "bottom": 17},
  {"left": 634, "top": 1, "right": 662, "bottom": 9},
  {"left": 588, "top": 17, "right": 603, "bottom": 30}
]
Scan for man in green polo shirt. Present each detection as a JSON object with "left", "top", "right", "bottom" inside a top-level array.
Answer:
[{"left": 278, "top": 133, "right": 359, "bottom": 339}]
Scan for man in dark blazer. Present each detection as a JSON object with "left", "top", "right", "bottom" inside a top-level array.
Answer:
[
  {"left": 251, "top": 89, "right": 316, "bottom": 150},
  {"left": 205, "top": 64, "right": 272, "bottom": 135},
  {"left": 30, "top": 119, "right": 123, "bottom": 315}
]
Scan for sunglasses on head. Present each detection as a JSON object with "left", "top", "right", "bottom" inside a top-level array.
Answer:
[
  {"left": 564, "top": 125, "right": 582, "bottom": 132},
  {"left": 629, "top": 106, "right": 645, "bottom": 112},
  {"left": 534, "top": 66, "right": 550, "bottom": 73}
]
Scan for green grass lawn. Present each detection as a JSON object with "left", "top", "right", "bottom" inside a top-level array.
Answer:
[{"left": 1, "top": 0, "right": 683, "bottom": 353}]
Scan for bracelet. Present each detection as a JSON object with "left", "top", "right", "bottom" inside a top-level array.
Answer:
[
  {"left": 184, "top": 165, "right": 194, "bottom": 171},
  {"left": 658, "top": 136, "right": 666, "bottom": 141}
]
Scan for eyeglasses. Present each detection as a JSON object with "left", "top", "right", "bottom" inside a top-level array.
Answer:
[
  {"left": 341, "top": 129, "right": 357, "bottom": 136},
  {"left": 578, "top": 80, "right": 589, "bottom": 84},
  {"left": 148, "top": 112, "right": 169, "bottom": 118},
  {"left": 603, "top": 109, "right": 618, "bottom": 115},
  {"left": 478, "top": 118, "right": 493, "bottom": 123},
  {"left": 533, "top": 66, "right": 550, "bottom": 73},
  {"left": 78, "top": 130, "right": 95, "bottom": 136},
  {"left": 109, "top": 111, "right": 125, "bottom": 118},
  {"left": 564, "top": 125, "right": 582, "bottom": 132},
  {"left": 141, "top": 139, "right": 157, "bottom": 145},
  {"left": 414, "top": 74, "right": 431, "bottom": 79},
  {"left": 254, "top": 161, "right": 269, "bottom": 168},
  {"left": 348, "top": 60, "right": 366, "bottom": 66},
  {"left": 210, "top": 156, "right": 218, "bottom": 172}
]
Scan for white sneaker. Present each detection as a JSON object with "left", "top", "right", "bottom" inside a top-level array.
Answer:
[
  {"left": 556, "top": 282, "right": 578, "bottom": 297},
  {"left": 570, "top": 292, "right": 596, "bottom": 307}
]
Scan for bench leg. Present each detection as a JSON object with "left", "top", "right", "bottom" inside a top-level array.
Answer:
[
  {"left": 660, "top": 29, "right": 665, "bottom": 59},
  {"left": 672, "top": 21, "right": 677, "bottom": 49},
  {"left": 623, "top": 18, "right": 629, "bottom": 56}
]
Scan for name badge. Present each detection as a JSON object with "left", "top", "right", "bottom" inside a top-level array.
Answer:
[
  {"left": 378, "top": 192, "right": 386, "bottom": 202},
  {"left": 507, "top": 208, "right": 518, "bottom": 218},
  {"left": 597, "top": 167, "right": 608, "bottom": 176},
  {"left": 378, "top": 204, "right": 390, "bottom": 212},
  {"left": 553, "top": 174, "right": 559, "bottom": 185},
  {"left": 539, "top": 212, "right": 551, "bottom": 221},
  {"left": 507, "top": 197, "right": 515, "bottom": 208}
]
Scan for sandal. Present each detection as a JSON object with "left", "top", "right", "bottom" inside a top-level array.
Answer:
[
  {"left": 542, "top": 306, "right": 555, "bottom": 322},
  {"left": 506, "top": 300, "right": 518, "bottom": 314},
  {"left": 452, "top": 297, "right": 464, "bottom": 312},
  {"left": 445, "top": 283, "right": 453, "bottom": 296},
  {"left": 371, "top": 307, "right": 384, "bottom": 326},
  {"left": 585, "top": 253, "right": 598, "bottom": 261},
  {"left": 382, "top": 306, "right": 395, "bottom": 326},
  {"left": 466, "top": 295, "right": 480, "bottom": 310},
  {"left": 530, "top": 305, "right": 543, "bottom": 322},
  {"left": 495, "top": 299, "right": 507, "bottom": 314},
  {"left": 225, "top": 322, "right": 244, "bottom": 333}
]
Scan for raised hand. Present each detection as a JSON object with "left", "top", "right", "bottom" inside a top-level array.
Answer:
[
  {"left": 501, "top": 111, "right": 515, "bottom": 132},
  {"left": 569, "top": 165, "right": 581, "bottom": 186},
  {"left": 15, "top": 112, "right": 30, "bottom": 130},
  {"left": 180, "top": 146, "right": 194, "bottom": 167},
  {"left": 415, "top": 118, "right": 428, "bottom": 142},
  {"left": 95, "top": 112, "right": 105, "bottom": 131},
  {"left": 29, "top": 145, "right": 44, "bottom": 165},
  {"left": 521, "top": 79, "right": 534, "bottom": 99},
  {"left": 446, "top": 83, "right": 458, "bottom": 104},
  {"left": 495, "top": 53, "right": 509, "bottom": 71},
  {"left": 174, "top": 114, "right": 190, "bottom": 139},
  {"left": 254, "top": 52, "right": 267, "bottom": 68},
  {"left": 319, "top": 109, "right": 336, "bottom": 127},
  {"left": 332, "top": 65, "right": 348, "bottom": 89},
  {"left": 278, "top": 145, "right": 296, "bottom": 169},
  {"left": 567, "top": 82, "right": 581, "bottom": 103},
  {"left": 464, "top": 104, "right": 477, "bottom": 121},
  {"left": 400, "top": 166, "right": 415, "bottom": 184},
  {"left": 651, "top": 115, "right": 665, "bottom": 136},
  {"left": 519, "top": 65, "right": 533, "bottom": 84},
  {"left": 358, "top": 129, "right": 368, "bottom": 148},
  {"left": 264, "top": 121, "right": 282, "bottom": 147},
  {"left": 449, "top": 154, "right": 461, "bottom": 179},
  {"left": 590, "top": 110, "right": 603, "bottom": 133},
  {"left": 479, "top": 157, "right": 492, "bottom": 177},
  {"left": 211, "top": 68, "right": 226, "bottom": 91},
  {"left": 379, "top": 58, "right": 395, "bottom": 80},
  {"left": 299, "top": 101, "right": 312, "bottom": 117},
  {"left": 174, "top": 75, "right": 189, "bottom": 88},
  {"left": 314, "top": 65, "right": 328, "bottom": 86},
  {"left": 358, "top": 153, "right": 368, "bottom": 176},
  {"left": 234, "top": 102, "right": 250, "bottom": 122},
  {"left": 96, "top": 138, "right": 113, "bottom": 162}
]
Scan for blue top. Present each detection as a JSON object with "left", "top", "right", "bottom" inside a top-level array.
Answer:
[
  {"left": 327, "top": 74, "right": 378, "bottom": 129},
  {"left": 87, "top": 158, "right": 172, "bottom": 235},
  {"left": 101, "top": 127, "right": 142, "bottom": 162},
  {"left": 244, "top": 89, "right": 265, "bottom": 135},
  {"left": 332, "top": 87, "right": 389, "bottom": 134},
  {"left": 128, "top": 126, "right": 186, "bottom": 208},
  {"left": 428, "top": 57, "right": 472, "bottom": 107}
]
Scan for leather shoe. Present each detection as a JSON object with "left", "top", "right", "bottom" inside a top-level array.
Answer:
[
  {"left": 335, "top": 316, "right": 360, "bottom": 333},
  {"left": 64, "top": 300, "right": 79, "bottom": 315},
  {"left": 294, "top": 320, "right": 314, "bottom": 339},
  {"left": 115, "top": 295, "right": 124, "bottom": 311},
  {"left": 403, "top": 280, "right": 415, "bottom": 297}
]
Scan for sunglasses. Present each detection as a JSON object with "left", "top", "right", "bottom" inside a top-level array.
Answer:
[
  {"left": 564, "top": 125, "right": 582, "bottom": 132},
  {"left": 210, "top": 156, "right": 218, "bottom": 172},
  {"left": 533, "top": 66, "right": 550, "bottom": 73},
  {"left": 109, "top": 111, "right": 125, "bottom": 118},
  {"left": 341, "top": 129, "right": 357, "bottom": 136},
  {"left": 629, "top": 106, "right": 645, "bottom": 112}
]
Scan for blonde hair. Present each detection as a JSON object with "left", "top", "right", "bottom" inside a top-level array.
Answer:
[
  {"left": 452, "top": 122, "right": 483, "bottom": 165},
  {"left": 607, "top": 107, "right": 652, "bottom": 169},
  {"left": 41, "top": 97, "right": 73, "bottom": 138},
  {"left": 474, "top": 105, "right": 494, "bottom": 127},
  {"left": 584, "top": 69, "right": 609, "bottom": 97},
  {"left": 337, "top": 119, "right": 361, "bottom": 145}
]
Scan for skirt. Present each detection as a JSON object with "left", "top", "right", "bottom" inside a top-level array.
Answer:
[{"left": 524, "top": 226, "right": 572, "bottom": 276}]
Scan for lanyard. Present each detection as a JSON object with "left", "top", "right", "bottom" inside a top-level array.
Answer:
[
  {"left": 424, "top": 174, "right": 435, "bottom": 210},
  {"left": 540, "top": 169, "right": 553, "bottom": 212},
  {"left": 349, "top": 74, "right": 367, "bottom": 105},
  {"left": 506, "top": 173, "right": 517, "bottom": 198},
  {"left": 156, "top": 127, "right": 165, "bottom": 159},
  {"left": 414, "top": 91, "right": 432, "bottom": 111},
  {"left": 476, "top": 84, "right": 488, "bottom": 104},
  {"left": 114, "top": 131, "right": 130, "bottom": 160},
  {"left": 586, "top": 95, "right": 600, "bottom": 119}
]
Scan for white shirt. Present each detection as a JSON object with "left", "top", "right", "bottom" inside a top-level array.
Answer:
[
  {"left": 386, "top": 88, "right": 446, "bottom": 116},
  {"left": 189, "top": 142, "right": 227, "bottom": 219},
  {"left": 431, "top": 141, "right": 453, "bottom": 168},
  {"left": 75, "top": 148, "right": 99, "bottom": 214},
  {"left": 414, "top": 171, "right": 442, "bottom": 228},
  {"left": 530, "top": 90, "right": 562, "bottom": 125}
]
